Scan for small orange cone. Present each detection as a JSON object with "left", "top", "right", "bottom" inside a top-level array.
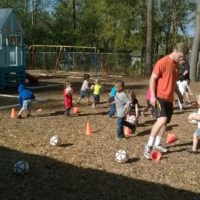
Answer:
[
  {"left": 166, "top": 133, "right": 177, "bottom": 144},
  {"left": 86, "top": 122, "right": 93, "bottom": 136},
  {"left": 124, "top": 126, "right": 132, "bottom": 137},
  {"left": 11, "top": 108, "right": 17, "bottom": 118},
  {"left": 150, "top": 150, "right": 162, "bottom": 162},
  {"left": 73, "top": 107, "right": 80, "bottom": 114}
]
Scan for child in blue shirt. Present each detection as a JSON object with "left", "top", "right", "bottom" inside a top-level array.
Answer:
[
  {"left": 17, "top": 84, "right": 35, "bottom": 119},
  {"left": 108, "top": 83, "right": 117, "bottom": 117}
]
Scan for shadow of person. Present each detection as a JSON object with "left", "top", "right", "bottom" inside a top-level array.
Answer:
[{"left": 0, "top": 146, "right": 199, "bottom": 200}]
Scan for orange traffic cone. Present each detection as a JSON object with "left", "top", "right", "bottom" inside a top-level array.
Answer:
[
  {"left": 11, "top": 108, "right": 17, "bottom": 118},
  {"left": 150, "top": 150, "right": 162, "bottom": 162},
  {"left": 86, "top": 122, "right": 93, "bottom": 136},
  {"left": 73, "top": 107, "right": 80, "bottom": 114},
  {"left": 166, "top": 133, "right": 177, "bottom": 144},
  {"left": 124, "top": 126, "right": 132, "bottom": 137}
]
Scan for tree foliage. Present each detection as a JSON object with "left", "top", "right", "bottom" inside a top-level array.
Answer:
[{"left": 0, "top": 0, "right": 199, "bottom": 77}]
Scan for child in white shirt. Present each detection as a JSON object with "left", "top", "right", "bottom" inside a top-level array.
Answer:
[{"left": 77, "top": 74, "right": 90, "bottom": 104}]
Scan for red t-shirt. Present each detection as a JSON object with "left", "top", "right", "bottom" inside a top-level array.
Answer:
[
  {"left": 152, "top": 55, "right": 179, "bottom": 103},
  {"left": 64, "top": 89, "right": 73, "bottom": 109}
]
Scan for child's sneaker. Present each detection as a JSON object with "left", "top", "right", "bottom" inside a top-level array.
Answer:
[
  {"left": 153, "top": 145, "right": 168, "bottom": 153},
  {"left": 144, "top": 144, "right": 152, "bottom": 159},
  {"left": 17, "top": 115, "right": 22, "bottom": 119},
  {"left": 116, "top": 137, "right": 126, "bottom": 142}
]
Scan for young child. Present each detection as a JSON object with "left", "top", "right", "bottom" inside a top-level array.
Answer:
[
  {"left": 91, "top": 79, "right": 102, "bottom": 108},
  {"left": 108, "top": 82, "right": 117, "bottom": 117},
  {"left": 114, "top": 80, "right": 130, "bottom": 140},
  {"left": 186, "top": 95, "right": 200, "bottom": 154},
  {"left": 17, "top": 83, "right": 35, "bottom": 119},
  {"left": 123, "top": 90, "right": 139, "bottom": 135},
  {"left": 77, "top": 74, "right": 90, "bottom": 104},
  {"left": 176, "top": 78, "right": 191, "bottom": 111},
  {"left": 141, "top": 88, "right": 154, "bottom": 117},
  {"left": 64, "top": 81, "right": 73, "bottom": 117}
]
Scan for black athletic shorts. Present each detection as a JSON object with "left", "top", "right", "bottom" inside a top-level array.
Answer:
[{"left": 154, "top": 98, "right": 173, "bottom": 123}]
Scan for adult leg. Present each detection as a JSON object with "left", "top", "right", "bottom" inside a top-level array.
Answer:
[{"left": 144, "top": 117, "right": 167, "bottom": 159}]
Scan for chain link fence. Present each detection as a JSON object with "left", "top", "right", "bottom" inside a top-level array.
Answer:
[{"left": 26, "top": 50, "right": 145, "bottom": 76}]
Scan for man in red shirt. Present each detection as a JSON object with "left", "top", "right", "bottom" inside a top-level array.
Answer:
[{"left": 144, "top": 42, "right": 188, "bottom": 159}]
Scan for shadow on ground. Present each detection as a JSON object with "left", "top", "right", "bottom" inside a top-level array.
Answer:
[{"left": 0, "top": 146, "right": 198, "bottom": 200}]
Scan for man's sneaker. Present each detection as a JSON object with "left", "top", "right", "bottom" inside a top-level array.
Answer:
[
  {"left": 186, "top": 147, "right": 198, "bottom": 154},
  {"left": 153, "top": 145, "right": 168, "bottom": 153},
  {"left": 144, "top": 144, "right": 152, "bottom": 159}
]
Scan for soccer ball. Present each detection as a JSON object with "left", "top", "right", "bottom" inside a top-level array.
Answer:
[
  {"left": 115, "top": 149, "right": 129, "bottom": 164},
  {"left": 188, "top": 113, "right": 198, "bottom": 125},
  {"left": 66, "top": 87, "right": 72, "bottom": 94},
  {"left": 126, "top": 114, "right": 136, "bottom": 124},
  {"left": 50, "top": 135, "right": 61, "bottom": 146},
  {"left": 13, "top": 160, "right": 29, "bottom": 175},
  {"left": 90, "top": 85, "right": 94, "bottom": 90}
]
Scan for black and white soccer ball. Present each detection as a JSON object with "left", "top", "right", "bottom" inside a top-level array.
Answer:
[
  {"left": 50, "top": 135, "right": 61, "bottom": 146},
  {"left": 188, "top": 112, "right": 198, "bottom": 125},
  {"left": 115, "top": 149, "right": 129, "bottom": 164},
  {"left": 14, "top": 160, "right": 29, "bottom": 175}
]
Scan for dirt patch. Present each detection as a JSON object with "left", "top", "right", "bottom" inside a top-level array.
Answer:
[{"left": 0, "top": 71, "right": 199, "bottom": 200}]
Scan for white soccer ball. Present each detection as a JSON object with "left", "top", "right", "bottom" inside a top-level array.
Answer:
[
  {"left": 115, "top": 149, "right": 129, "bottom": 164},
  {"left": 14, "top": 160, "right": 29, "bottom": 175},
  {"left": 90, "top": 85, "right": 94, "bottom": 90},
  {"left": 50, "top": 135, "right": 61, "bottom": 146},
  {"left": 66, "top": 87, "right": 72, "bottom": 94},
  {"left": 188, "top": 113, "right": 198, "bottom": 125},
  {"left": 126, "top": 114, "right": 136, "bottom": 124}
]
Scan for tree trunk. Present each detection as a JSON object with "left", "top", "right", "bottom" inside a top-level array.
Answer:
[
  {"left": 145, "top": 0, "right": 153, "bottom": 77},
  {"left": 190, "top": 0, "right": 200, "bottom": 81}
]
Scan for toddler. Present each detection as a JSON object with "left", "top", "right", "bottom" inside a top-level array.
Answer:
[
  {"left": 115, "top": 80, "right": 130, "bottom": 140},
  {"left": 186, "top": 95, "right": 200, "bottom": 153},
  {"left": 108, "top": 82, "right": 117, "bottom": 117},
  {"left": 77, "top": 74, "right": 90, "bottom": 104},
  {"left": 64, "top": 81, "right": 73, "bottom": 117},
  {"left": 17, "top": 84, "right": 35, "bottom": 119},
  {"left": 176, "top": 78, "right": 191, "bottom": 111},
  {"left": 124, "top": 90, "right": 139, "bottom": 134},
  {"left": 91, "top": 79, "right": 102, "bottom": 108}
]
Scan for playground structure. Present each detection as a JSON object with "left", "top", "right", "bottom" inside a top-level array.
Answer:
[{"left": 0, "top": 8, "right": 25, "bottom": 89}]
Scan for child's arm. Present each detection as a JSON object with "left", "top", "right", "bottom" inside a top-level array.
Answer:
[
  {"left": 186, "top": 83, "right": 192, "bottom": 94},
  {"left": 135, "top": 104, "right": 139, "bottom": 118},
  {"left": 124, "top": 98, "right": 131, "bottom": 116}
]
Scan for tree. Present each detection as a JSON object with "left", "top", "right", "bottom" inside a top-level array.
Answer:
[
  {"left": 145, "top": 0, "right": 153, "bottom": 77},
  {"left": 190, "top": 0, "right": 200, "bottom": 81}
]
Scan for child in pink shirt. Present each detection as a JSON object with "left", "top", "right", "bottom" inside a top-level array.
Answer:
[{"left": 141, "top": 88, "right": 153, "bottom": 117}]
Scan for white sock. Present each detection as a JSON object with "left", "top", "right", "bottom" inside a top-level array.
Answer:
[
  {"left": 147, "top": 136, "right": 155, "bottom": 147},
  {"left": 154, "top": 136, "right": 162, "bottom": 146}
]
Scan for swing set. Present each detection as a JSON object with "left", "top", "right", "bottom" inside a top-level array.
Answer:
[{"left": 28, "top": 45, "right": 98, "bottom": 73}]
